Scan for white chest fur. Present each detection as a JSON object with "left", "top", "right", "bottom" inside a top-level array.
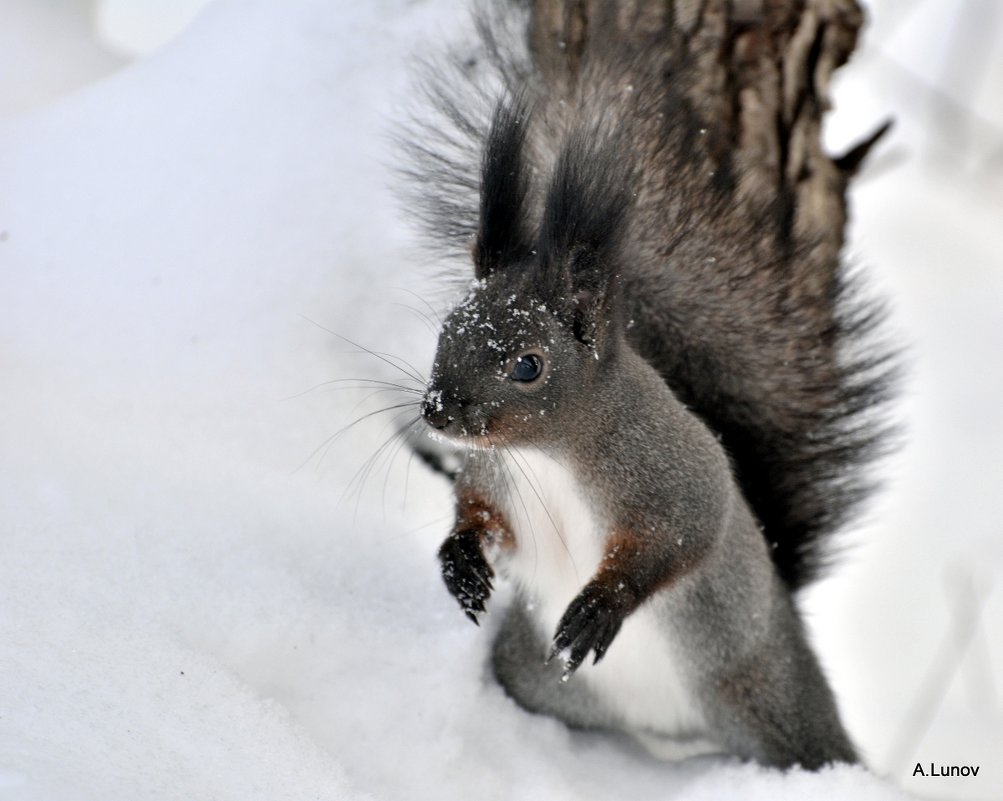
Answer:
[{"left": 492, "top": 447, "right": 709, "bottom": 742}]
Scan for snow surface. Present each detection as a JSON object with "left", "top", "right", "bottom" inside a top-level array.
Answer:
[
  {"left": 0, "top": 0, "right": 125, "bottom": 120},
  {"left": 1, "top": 1, "right": 999, "bottom": 799}
]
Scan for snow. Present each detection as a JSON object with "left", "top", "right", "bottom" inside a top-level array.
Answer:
[
  {"left": 1, "top": 1, "right": 999, "bottom": 799},
  {"left": 0, "top": 0, "right": 125, "bottom": 120}
]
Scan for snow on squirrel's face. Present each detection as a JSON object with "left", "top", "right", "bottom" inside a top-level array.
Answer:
[{"left": 420, "top": 278, "right": 590, "bottom": 448}]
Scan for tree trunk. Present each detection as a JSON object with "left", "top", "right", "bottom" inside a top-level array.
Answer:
[{"left": 527, "top": 0, "right": 866, "bottom": 302}]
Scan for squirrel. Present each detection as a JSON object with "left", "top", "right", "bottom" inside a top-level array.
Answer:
[{"left": 400, "top": 2, "right": 894, "bottom": 770}]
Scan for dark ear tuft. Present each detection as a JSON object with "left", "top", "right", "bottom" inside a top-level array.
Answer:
[
  {"left": 538, "top": 127, "right": 633, "bottom": 342},
  {"left": 474, "top": 95, "right": 534, "bottom": 278}
]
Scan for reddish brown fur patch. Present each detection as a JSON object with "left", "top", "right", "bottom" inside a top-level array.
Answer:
[
  {"left": 593, "top": 525, "right": 706, "bottom": 606},
  {"left": 588, "top": 528, "right": 647, "bottom": 606},
  {"left": 597, "top": 529, "right": 644, "bottom": 575},
  {"left": 455, "top": 490, "right": 516, "bottom": 552}
]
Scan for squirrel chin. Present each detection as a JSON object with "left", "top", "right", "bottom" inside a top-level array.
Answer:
[{"left": 423, "top": 425, "right": 498, "bottom": 453}]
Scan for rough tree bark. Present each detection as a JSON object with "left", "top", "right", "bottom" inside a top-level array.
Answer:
[{"left": 527, "top": 0, "right": 875, "bottom": 311}]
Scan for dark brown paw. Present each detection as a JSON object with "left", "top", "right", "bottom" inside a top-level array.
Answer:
[
  {"left": 548, "top": 580, "right": 635, "bottom": 679},
  {"left": 438, "top": 529, "right": 494, "bottom": 624}
]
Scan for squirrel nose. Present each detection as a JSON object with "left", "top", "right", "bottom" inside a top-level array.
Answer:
[
  {"left": 422, "top": 403, "right": 450, "bottom": 430},
  {"left": 421, "top": 391, "right": 456, "bottom": 430}
]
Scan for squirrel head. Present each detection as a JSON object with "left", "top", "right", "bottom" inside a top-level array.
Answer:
[
  {"left": 421, "top": 97, "right": 632, "bottom": 448},
  {"left": 420, "top": 272, "right": 617, "bottom": 447}
]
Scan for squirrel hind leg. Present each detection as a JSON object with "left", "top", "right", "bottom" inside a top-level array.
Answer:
[
  {"left": 491, "top": 596, "right": 614, "bottom": 731},
  {"left": 702, "top": 647, "right": 859, "bottom": 770}
]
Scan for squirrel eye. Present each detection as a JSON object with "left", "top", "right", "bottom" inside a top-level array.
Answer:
[{"left": 510, "top": 353, "right": 543, "bottom": 382}]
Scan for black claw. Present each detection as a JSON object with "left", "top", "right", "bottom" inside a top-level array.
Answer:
[
  {"left": 566, "top": 645, "right": 587, "bottom": 675},
  {"left": 592, "top": 620, "right": 617, "bottom": 665}
]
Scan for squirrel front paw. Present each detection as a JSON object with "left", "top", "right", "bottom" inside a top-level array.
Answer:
[
  {"left": 438, "top": 529, "right": 494, "bottom": 625},
  {"left": 548, "top": 580, "right": 636, "bottom": 680}
]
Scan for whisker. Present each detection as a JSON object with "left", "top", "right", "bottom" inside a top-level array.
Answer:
[
  {"left": 341, "top": 390, "right": 418, "bottom": 422},
  {"left": 298, "top": 314, "right": 427, "bottom": 384},
  {"left": 403, "top": 433, "right": 418, "bottom": 508},
  {"left": 388, "top": 512, "right": 454, "bottom": 542},
  {"left": 330, "top": 405, "right": 421, "bottom": 473},
  {"left": 343, "top": 430, "right": 401, "bottom": 520},
  {"left": 399, "top": 418, "right": 426, "bottom": 509},
  {"left": 293, "top": 400, "right": 420, "bottom": 474},
  {"left": 381, "top": 418, "right": 424, "bottom": 519},
  {"left": 281, "top": 377, "right": 423, "bottom": 401},
  {"left": 373, "top": 351, "right": 428, "bottom": 386},
  {"left": 504, "top": 442, "right": 578, "bottom": 580},
  {"left": 368, "top": 413, "right": 428, "bottom": 523},
  {"left": 488, "top": 435, "right": 540, "bottom": 586},
  {"left": 393, "top": 286, "right": 443, "bottom": 327},
  {"left": 391, "top": 302, "right": 441, "bottom": 337},
  {"left": 340, "top": 407, "right": 417, "bottom": 521}
]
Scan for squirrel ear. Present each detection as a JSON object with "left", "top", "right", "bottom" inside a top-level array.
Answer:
[
  {"left": 473, "top": 95, "right": 534, "bottom": 279},
  {"left": 567, "top": 269, "right": 620, "bottom": 348},
  {"left": 538, "top": 126, "right": 631, "bottom": 343}
]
